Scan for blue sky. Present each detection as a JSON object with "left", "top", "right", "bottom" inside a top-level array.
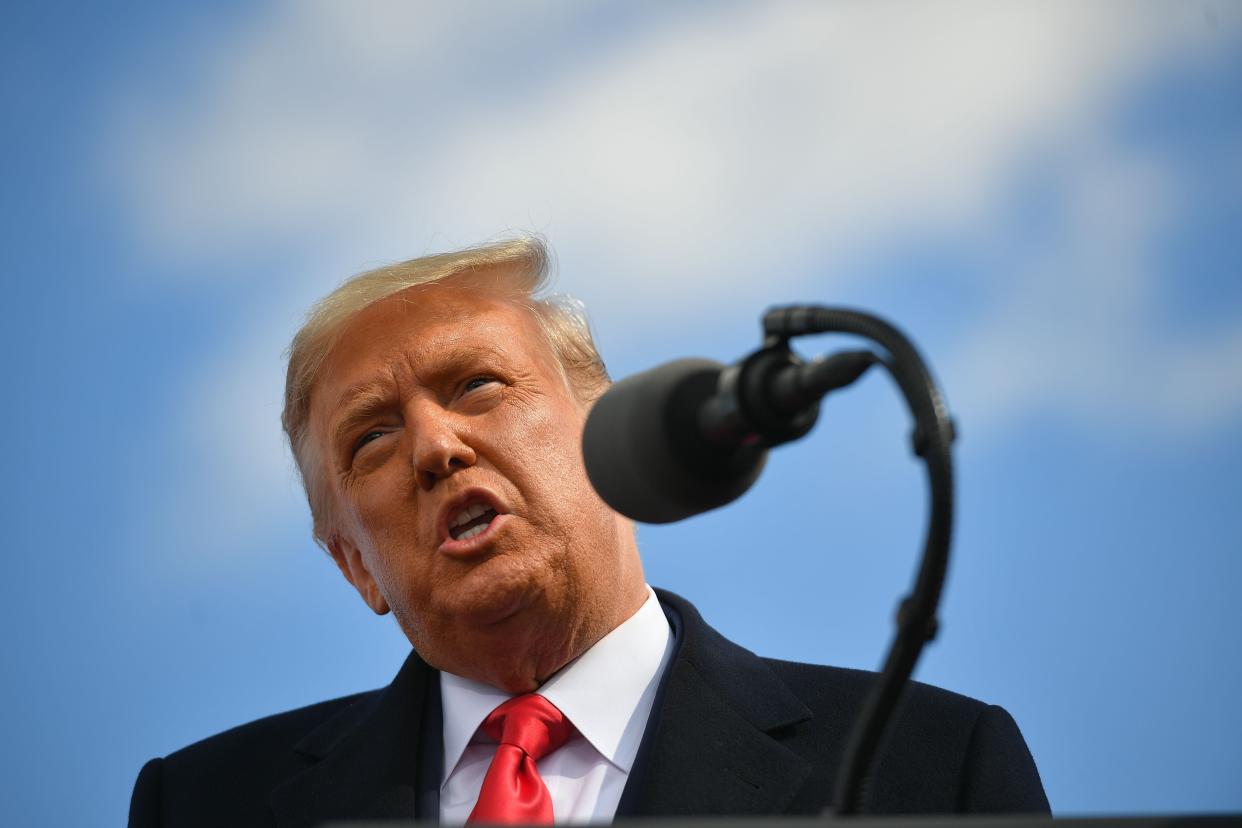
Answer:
[{"left": 2, "top": 2, "right": 1240, "bottom": 824}]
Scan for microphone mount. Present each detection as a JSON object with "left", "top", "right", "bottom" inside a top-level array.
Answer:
[{"left": 698, "top": 341, "right": 879, "bottom": 451}]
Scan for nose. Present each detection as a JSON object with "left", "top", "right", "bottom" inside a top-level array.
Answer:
[{"left": 408, "top": 402, "right": 477, "bottom": 491}]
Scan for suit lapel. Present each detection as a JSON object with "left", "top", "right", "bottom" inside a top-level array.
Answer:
[
  {"left": 270, "top": 650, "right": 433, "bottom": 828},
  {"left": 268, "top": 593, "right": 810, "bottom": 823},
  {"left": 620, "top": 591, "right": 814, "bottom": 816}
]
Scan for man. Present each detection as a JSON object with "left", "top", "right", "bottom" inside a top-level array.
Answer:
[{"left": 129, "top": 237, "right": 1049, "bottom": 826}]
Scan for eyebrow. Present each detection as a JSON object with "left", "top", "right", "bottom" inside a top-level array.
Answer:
[{"left": 330, "top": 381, "right": 398, "bottom": 451}]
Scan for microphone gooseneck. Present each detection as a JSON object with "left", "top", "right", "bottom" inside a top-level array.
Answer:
[{"left": 762, "top": 306, "right": 955, "bottom": 817}]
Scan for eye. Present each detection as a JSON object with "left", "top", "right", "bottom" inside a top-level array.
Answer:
[
  {"left": 462, "top": 375, "right": 498, "bottom": 394},
  {"left": 353, "top": 429, "right": 387, "bottom": 454}
]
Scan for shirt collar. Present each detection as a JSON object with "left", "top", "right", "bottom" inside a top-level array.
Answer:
[{"left": 439, "top": 586, "right": 672, "bottom": 780}]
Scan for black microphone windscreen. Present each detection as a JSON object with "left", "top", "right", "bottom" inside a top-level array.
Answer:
[{"left": 582, "top": 358, "right": 767, "bottom": 524}]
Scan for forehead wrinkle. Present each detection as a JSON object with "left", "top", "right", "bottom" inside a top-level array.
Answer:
[
  {"left": 390, "top": 288, "right": 557, "bottom": 380},
  {"left": 334, "top": 374, "right": 395, "bottom": 412},
  {"left": 398, "top": 308, "right": 534, "bottom": 378},
  {"left": 320, "top": 298, "right": 553, "bottom": 445}
]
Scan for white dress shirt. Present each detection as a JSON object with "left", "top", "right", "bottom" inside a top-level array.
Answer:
[{"left": 439, "top": 586, "right": 674, "bottom": 824}]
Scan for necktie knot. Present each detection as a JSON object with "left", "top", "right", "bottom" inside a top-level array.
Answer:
[
  {"left": 482, "top": 694, "right": 574, "bottom": 761},
  {"left": 468, "top": 694, "right": 576, "bottom": 824}
]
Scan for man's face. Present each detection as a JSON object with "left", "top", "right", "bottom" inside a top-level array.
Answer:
[{"left": 308, "top": 276, "right": 644, "bottom": 692}]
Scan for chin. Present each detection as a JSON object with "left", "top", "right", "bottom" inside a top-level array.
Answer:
[
  {"left": 490, "top": 670, "right": 543, "bottom": 695},
  {"left": 420, "top": 635, "right": 555, "bottom": 692},
  {"left": 400, "top": 602, "right": 567, "bottom": 689}
]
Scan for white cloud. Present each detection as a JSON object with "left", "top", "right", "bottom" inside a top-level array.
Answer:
[
  {"left": 105, "top": 1, "right": 1242, "bottom": 567},
  {"left": 106, "top": 1, "right": 1231, "bottom": 301},
  {"left": 945, "top": 120, "right": 1242, "bottom": 438},
  {"left": 128, "top": 305, "right": 308, "bottom": 578}
]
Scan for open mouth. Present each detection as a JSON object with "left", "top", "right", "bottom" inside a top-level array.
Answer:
[{"left": 447, "top": 503, "right": 499, "bottom": 541}]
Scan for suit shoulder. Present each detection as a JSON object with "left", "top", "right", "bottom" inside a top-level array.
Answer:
[
  {"left": 758, "top": 657, "right": 998, "bottom": 776},
  {"left": 760, "top": 657, "right": 1046, "bottom": 813},
  {"left": 162, "top": 689, "right": 378, "bottom": 775},
  {"left": 131, "top": 690, "right": 383, "bottom": 828},
  {"left": 655, "top": 590, "right": 1045, "bottom": 813},
  {"left": 761, "top": 657, "right": 988, "bottom": 721}
]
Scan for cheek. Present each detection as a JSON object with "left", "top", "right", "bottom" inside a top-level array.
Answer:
[
  {"left": 360, "top": 518, "right": 437, "bottom": 619},
  {"left": 517, "top": 411, "right": 610, "bottom": 533},
  {"left": 521, "top": 411, "right": 590, "bottom": 486},
  {"left": 346, "top": 473, "right": 427, "bottom": 583}
]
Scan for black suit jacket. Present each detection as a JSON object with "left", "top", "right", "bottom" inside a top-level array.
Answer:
[{"left": 129, "top": 590, "right": 1049, "bottom": 826}]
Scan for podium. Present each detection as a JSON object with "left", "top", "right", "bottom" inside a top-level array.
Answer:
[{"left": 328, "top": 817, "right": 1242, "bottom": 828}]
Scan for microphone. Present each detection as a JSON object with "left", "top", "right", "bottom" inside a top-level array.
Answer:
[
  {"left": 585, "top": 305, "right": 955, "bottom": 816},
  {"left": 582, "top": 346, "right": 876, "bottom": 524}
]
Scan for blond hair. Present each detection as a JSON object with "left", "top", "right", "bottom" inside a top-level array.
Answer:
[{"left": 282, "top": 235, "right": 609, "bottom": 545}]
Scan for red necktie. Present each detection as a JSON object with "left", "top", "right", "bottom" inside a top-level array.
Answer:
[{"left": 467, "top": 694, "right": 576, "bottom": 824}]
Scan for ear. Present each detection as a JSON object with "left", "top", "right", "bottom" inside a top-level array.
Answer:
[{"left": 327, "top": 533, "right": 391, "bottom": 615}]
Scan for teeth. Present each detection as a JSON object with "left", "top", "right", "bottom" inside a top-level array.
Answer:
[
  {"left": 450, "top": 503, "right": 488, "bottom": 529},
  {"left": 457, "top": 524, "right": 488, "bottom": 541}
]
